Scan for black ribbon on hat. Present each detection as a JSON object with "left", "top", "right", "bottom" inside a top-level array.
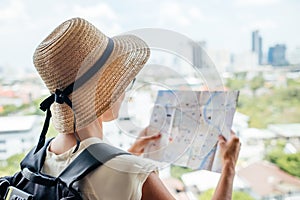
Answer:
[{"left": 34, "top": 38, "right": 114, "bottom": 154}]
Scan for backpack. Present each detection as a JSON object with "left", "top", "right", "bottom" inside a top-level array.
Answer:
[{"left": 0, "top": 138, "right": 129, "bottom": 200}]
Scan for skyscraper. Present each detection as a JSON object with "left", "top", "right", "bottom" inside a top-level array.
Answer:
[
  {"left": 268, "top": 44, "right": 288, "bottom": 66},
  {"left": 287, "top": 46, "right": 300, "bottom": 65},
  {"left": 252, "top": 30, "right": 263, "bottom": 65}
]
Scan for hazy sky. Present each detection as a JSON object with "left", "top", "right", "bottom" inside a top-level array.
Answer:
[{"left": 0, "top": 0, "right": 299, "bottom": 70}]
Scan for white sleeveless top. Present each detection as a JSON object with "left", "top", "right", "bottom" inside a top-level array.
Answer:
[{"left": 41, "top": 137, "right": 158, "bottom": 200}]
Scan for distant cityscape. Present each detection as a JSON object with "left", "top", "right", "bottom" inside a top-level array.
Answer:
[
  {"left": 252, "top": 30, "right": 290, "bottom": 67},
  {"left": 192, "top": 30, "right": 300, "bottom": 75},
  {"left": 0, "top": 29, "right": 300, "bottom": 200},
  {"left": 0, "top": 30, "right": 299, "bottom": 77}
]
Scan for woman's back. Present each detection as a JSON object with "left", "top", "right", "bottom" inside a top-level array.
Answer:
[{"left": 42, "top": 137, "right": 158, "bottom": 200}]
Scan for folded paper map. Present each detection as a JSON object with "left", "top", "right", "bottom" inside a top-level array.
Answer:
[{"left": 143, "top": 90, "right": 239, "bottom": 172}]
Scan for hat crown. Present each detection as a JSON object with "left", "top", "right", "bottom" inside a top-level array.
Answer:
[
  {"left": 33, "top": 17, "right": 150, "bottom": 134},
  {"left": 33, "top": 18, "right": 108, "bottom": 93},
  {"left": 38, "top": 20, "right": 71, "bottom": 51}
]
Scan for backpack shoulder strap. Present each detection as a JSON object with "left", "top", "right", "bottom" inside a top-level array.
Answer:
[
  {"left": 20, "top": 138, "right": 54, "bottom": 172},
  {"left": 59, "top": 143, "right": 130, "bottom": 188}
]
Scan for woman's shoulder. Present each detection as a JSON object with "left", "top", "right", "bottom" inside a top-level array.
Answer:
[
  {"left": 106, "top": 154, "right": 158, "bottom": 174},
  {"left": 80, "top": 146, "right": 158, "bottom": 200},
  {"left": 84, "top": 137, "right": 158, "bottom": 174}
]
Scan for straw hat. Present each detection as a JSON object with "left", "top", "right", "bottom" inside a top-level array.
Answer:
[{"left": 33, "top": 17, "right": 150, "bottom": 134}]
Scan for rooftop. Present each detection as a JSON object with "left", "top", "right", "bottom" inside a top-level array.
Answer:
[
  {"left": 268, "top": 123, "right": 300, "bottom": 138},
  {"left": 238, "top": 161, "right": 300, "bottom": 197},
  {"left": 181, "top": 169, "right": 248, "bottom": 192},
  {"left": 0, "top": 115, "right": 38, "bottom": 133},
  {"left": 240, "top": 128, "right": 277, "bottom": 140}
]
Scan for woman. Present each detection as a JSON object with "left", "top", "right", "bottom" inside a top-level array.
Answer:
[{"left": 34, "top": 17, "right": 240, "bottom": 200}]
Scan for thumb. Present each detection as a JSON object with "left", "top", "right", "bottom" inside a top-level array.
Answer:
[
  {"left": 218, "top": 135, "right": 227, "bottom": 148},
  {"left": 144, "top": 133, "right": 162, "bottom": 141}
]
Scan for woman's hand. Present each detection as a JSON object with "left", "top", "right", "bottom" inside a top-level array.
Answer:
[
  {"left": 218, "top": 130, "right": 241, "bottom": 173},
  {"left": 212, "top": 131, "right": 241, "bottom": 200},
  {"left": 128, "top": 127, "right": 161, "bottom": 156}
]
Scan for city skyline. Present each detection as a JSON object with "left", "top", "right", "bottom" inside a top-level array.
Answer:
[
  {"left": 0, "top": 0, "right": 299, "bottom": 70},
  {"left": 252, "top": 30, "right": 263, "bottom": 65}
]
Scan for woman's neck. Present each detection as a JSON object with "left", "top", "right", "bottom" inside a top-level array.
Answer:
[
  {"left": 77, "top": 117, "right": 103, "bottom": 140},
  {"left": 49, "top": 118, "right": 103, "bottom": 154}
]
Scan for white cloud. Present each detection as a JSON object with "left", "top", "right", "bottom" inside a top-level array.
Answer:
[
  {"left": 157, "top": 2, "right": 204, "bottom": 27},
  {"left": 234, "top": 0, "right": 281, "bottom": 7},
  {"left": 0, "top": 0, "right": 27, "bottom": 21},
  {"left": 241, "top": 19, "right": 279, "bottom": 32},
  {"left": 189, "top": 7, "right": 203, "bottom": 19},
  {"left": 72, "top": 3, "right": 122, "bottom": 35},
  {"left": 0, "top": 0, "right": 33, "bottom": 34},
  {"left": 73, "top": 3, "right": 118, "bottom": 20}
]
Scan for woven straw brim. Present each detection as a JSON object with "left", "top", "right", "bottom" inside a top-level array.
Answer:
[
  {"left": 50, "top": 35, "right": 150, "bottom": 134},
  {"left": 33, "top": 18, "right": 150, "bottom": 134}
]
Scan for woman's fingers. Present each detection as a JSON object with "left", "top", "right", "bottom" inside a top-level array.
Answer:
[
  {"left": 227, "top": 136, "right": 241, "bottom": 154},
  {"left": 128, "top": 131, "right": 162, "bottom": 156},
  {"left": 146, "top": 133, "right": 162, "bottom": 140},
  {"left": 139, "top": 133, "right": 161, "bottom": 146},
  {"left": 218, "top": 134, "right": 227, "bottom": 148},
  {"left": 138, "top": 127, "right": 149, "bottom": 137},
  {"left": 218, "top": 132, "right": 241, "bottom": 166}
]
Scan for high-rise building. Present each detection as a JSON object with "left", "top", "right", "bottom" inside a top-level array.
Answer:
[
  {"left": 232, "top": 51, "right": 258, "bottom": 72},
  {"left": 252, "top": 30, "right": 263, "bottom": 65},
  {"left": 287, "top": 46, "right": 300, "bottom": 65},
  {"left": 207, "top": 49, "right": 231, "bottom": 73},
  {"left": 268, "top": 44, "right": 288, "bottom": 66}
]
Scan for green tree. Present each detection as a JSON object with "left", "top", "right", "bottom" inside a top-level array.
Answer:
[
  {"left": 276, "top": 153, "right": 300, "bottom": 177},
  {"left": 0, "top": 104, "right": 18, "bottom": 116},
  {"left": 287, "top": 78, "right": 300, "bottom": 87},
  {"left": 237, "top": 83, "right": 300, "bottom": 128},
  {"left": 170, "top": 165, "right": 193, "bottom": 181},
  {"left": 198, "top": 188, "right": 254, "bottom": 200},
  {"left": 0, "top": 153, "right": 25, "bottom": 176},
  {"left": 232, "top": 191, "right": 255, "bottom": 200},
  {"left": 198, "top": 188, "right": 214, "bottom": 200},
  {"left": 235, "top": 72, "right": 247, "bottom": 79},
  {"left": 265, "top": 141, "right": 300, "bottom": 178},
  {"left": 249, "top": 73, "right": 264, "bottom": 97},
  {"left": 226, "top": 78, "right": 246, "bottom": 90},
  {"left": 0, "top": 123, "right": 57, "bottom": 177},
  {"left": 266, "top": 151, "right": 300, "bottom": 178}
]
